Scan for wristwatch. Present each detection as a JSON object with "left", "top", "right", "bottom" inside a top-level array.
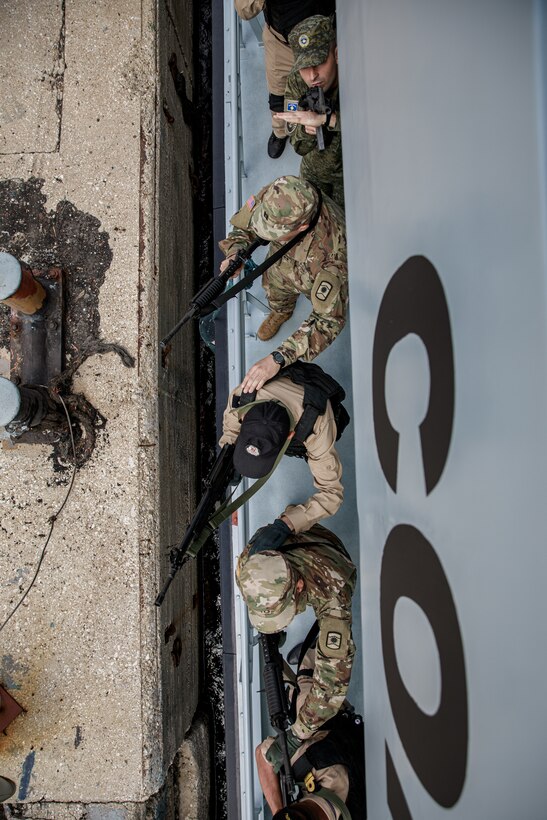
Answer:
[{"left": 271, "top": 350, "right": 285, "bottom": 368}]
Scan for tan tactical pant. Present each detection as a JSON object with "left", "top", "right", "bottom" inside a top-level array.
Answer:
[{"left": 263, "top": 25, "right": 294, "bottom": 138}]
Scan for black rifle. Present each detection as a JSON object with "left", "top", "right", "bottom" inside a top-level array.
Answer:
[
  {"left": 261, "top": 633, "right": 298, "bottom": 805},
  {"left": 298, "top": 87, "right": 332, "bottom": 152},
  {"left": 155, "top": 444, "right": 238, "bottom": 606},
  {"left": 160, "top": 238, "right": 265, "bottom": 352}
]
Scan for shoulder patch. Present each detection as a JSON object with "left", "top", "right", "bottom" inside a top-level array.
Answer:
[
  {"left": 326, "top": 630, "right": 342, "bottom": 651},
  {"left": 311, "top": 270, "right": 341, "bottom": 312},
  {"left": 318, "top": 615, "right": 350, "bottom": 660},
  {"left": 285, "top": 99, "right": 299, "bottom": 112},
  {"left": 246, "top": 194, "right": 256, "bottom": 210}
]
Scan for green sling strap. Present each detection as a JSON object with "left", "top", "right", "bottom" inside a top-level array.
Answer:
[
  {"left": 296, "top": 784, "right": 352, "bottom": 820},
  {"left": 184, "top": 400, "right": 295, "bottom": 561}
]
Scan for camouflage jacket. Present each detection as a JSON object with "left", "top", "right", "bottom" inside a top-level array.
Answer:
[
  {"left": 239, "top": 524, "right": 357, "bottom": 738},
  {"left": 219, "top": 190, "right": 347, "bottom": 365},
  {"left": 285, "top": 73, "right": 343, "bottom": 206}
]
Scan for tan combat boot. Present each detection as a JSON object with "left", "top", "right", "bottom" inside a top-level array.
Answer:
[{"left": 257, "top": 311, "right": 293, "bottom": 341}]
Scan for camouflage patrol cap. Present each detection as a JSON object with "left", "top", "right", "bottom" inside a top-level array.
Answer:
[
  {"left": 288, "top": 15, "right": 336, "bottom": 73},
  {"left": 236, "top": 551, "right": 298, "bottom": 633},
  {"left": 250, "top": 176, "right": 319, "bottom": 241}
]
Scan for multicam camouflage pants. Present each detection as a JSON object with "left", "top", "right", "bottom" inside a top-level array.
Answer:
[
  {"left": 301, "top": 155, "right": 345, "bottom": 209},
  {"left": 262, "top": 266, "right": 301, "bottom": 316}
]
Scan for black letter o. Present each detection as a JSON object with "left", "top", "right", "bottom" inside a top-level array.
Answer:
[{"left": 381, "top": 524, "right": 468, "bottom": 807}]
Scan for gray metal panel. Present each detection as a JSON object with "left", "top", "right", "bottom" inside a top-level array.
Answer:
[
  {"left": 339, "top": 0, "right": 547, "bottom": 816},
  {"left": 223, "top": 8, "right": 364, "bottom": 816}
]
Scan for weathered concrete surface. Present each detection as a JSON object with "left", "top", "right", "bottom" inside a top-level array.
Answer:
[
  {"left": 0, "top": 714, "right": 210, "bottom": 819},
  {"left": 0, "top": 0, "right": 64, "bottom": 154},
  {"left": 177, "top": 712, "right": 210, "bottom": 820},
  {"left": 0, "top": 0, "right": 207, "bottom": 815}
]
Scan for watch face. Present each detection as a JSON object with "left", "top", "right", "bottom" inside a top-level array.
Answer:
[{"left": 272, "top": 351, "right": 284, "bottom": 366}]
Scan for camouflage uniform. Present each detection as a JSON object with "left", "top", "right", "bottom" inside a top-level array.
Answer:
[
  {"left": 236, "top": 524, "right": 356, "bottom": 739},
  {"left": 285, "top": 16, "right": 344, "bottom": 208},
  {"left": 219, "top": 175, "right": 347, "bottom": 366},
  {"left": 285, "top": 75, "right": 343, "bottom": 208}
]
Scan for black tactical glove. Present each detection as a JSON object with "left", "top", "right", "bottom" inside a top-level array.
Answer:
[{"left": 249, "top": 519, "right": 291, "bottom": 555}]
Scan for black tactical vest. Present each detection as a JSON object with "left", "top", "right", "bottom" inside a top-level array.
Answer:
[
  {"left": 280, "top": 361, "right": 350, "bottom": 458},
  {"left": 233, "top": 361, "right": 350, "bottom": 460},
  {"left": 294, "top": 711, "right": 366, "bottom": 819},
  {"left": 263, "top": 0, "right": 336, "bottom": 42}
]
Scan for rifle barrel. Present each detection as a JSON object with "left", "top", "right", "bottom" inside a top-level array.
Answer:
[
  {"left": 160, "top": 238, "right": 266, "bottom": 349},
  {"left": 155, "top": 446, "right": 237, "bottom": 607},
  {"left": 261, "top": 634, "right": 298, "bottom": 804},
  {"left": 155, "top": 573, "right": 175, "bottom": 607},
  {"left": 316, "top": 88, "right": 326, "bottom": 151},
  {"left": 316, "top": 126, "right": 325, "bottom": 151},
  {"left": 160, "top": 305, "right": 197, "bottom": 349},
  {"left": 279, "top": 731, "right": 297, "bottom": 804}
]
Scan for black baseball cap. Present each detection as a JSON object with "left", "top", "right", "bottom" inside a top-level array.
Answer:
[{"left": 233, "top": 402, "right": 291, "bottom": 478}]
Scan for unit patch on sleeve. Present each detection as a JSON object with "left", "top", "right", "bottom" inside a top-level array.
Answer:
[
  {"left": 319, "top": 615, "right": 350, "bottom": 659},
  {"left": 311, "top": 271, "right": 340, "bottom": 311},
  {"left": 316, "top": 281, "right": 333, "bottom": 302},
  {"left": 326, "top": 631, "right": 342, "bottom": 651}
]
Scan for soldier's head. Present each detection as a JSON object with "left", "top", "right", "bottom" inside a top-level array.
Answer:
[
  {"left": 250, "top": 176, "right": 319, "bottom": 242},
  {"left": 272, "top": 796, "right": 331, "bottom": 820},
  {"left": 288, "top": 15, "right": 338, "bottom": 93},
  {"left": 233, "top": 401, "right": 291, "bottom": 479},
  {"left": 236, "top": 551, "right": 305, "bottom": 633}
]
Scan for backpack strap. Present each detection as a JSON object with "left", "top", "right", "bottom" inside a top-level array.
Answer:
[
  {"left": 288, "top": 620, "right": 320, "bottom": 723},
  {"left": 297, "top": 620, "right": 320, "bottom": 672}
]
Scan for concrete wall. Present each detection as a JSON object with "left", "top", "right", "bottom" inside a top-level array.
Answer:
[{"left": 0, "top": 0, "right": 205, "bottom": 815}]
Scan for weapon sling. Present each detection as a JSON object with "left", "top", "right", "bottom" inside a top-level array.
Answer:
[
  {"left": 181, "top": 401, "right": 296, "bottom": 562},
  {"left": 209, "top": 188, "right": 323, "bottom": 311},
  {"left": 297, "top": 786, "right": 352, "bottom": 820},
  {"left": 155, "top": 402, "right": 297, "bottom": 604},
  {"left": 161, "top": 189, "right": 322, "bottom": 350}
]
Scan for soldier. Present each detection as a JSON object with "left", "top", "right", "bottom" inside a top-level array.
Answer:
[
  {"left": 220, "top": 360, "right": 349, "bottom": 533},
  {"left": 219, "top": 175, "right": 347, "bottom": 393},
  {"left": 236, "top": 523, "right": 357, "bottom": 751},
  {"left": 234, "top": 1, "right": 335, "bottom": 159},
  {"left": 278, "top": 15, "right": 344, "bottom": 208},
  {"left": 256, "top": 645, "right": 366, "bottom": 819}
]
